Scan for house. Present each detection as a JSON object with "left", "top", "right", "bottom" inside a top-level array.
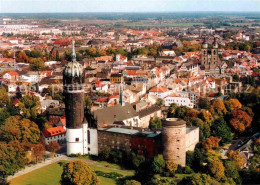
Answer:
[
  {"left": 138, "top": 105, "right": 162, "bottom": 128},
  {"left": 3, "top": 71, "right": 19, "bottom": 82},
  {"left": 110, "top": 73, "right": 123, "bottom": 84},
  {"left": 93, "top": 103, "right": 140, "bottom": 127},
  {"left": 149, "top": 87, "right": 171, "bottom": 99},
  {"left": 42, "top": 126, "right": 66, "bottom": 144},
  {"left": 164, "top": 93, "right": 194, "bottom": 108}
]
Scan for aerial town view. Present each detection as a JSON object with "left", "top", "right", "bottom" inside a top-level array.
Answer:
[{"left": 0, "top": 0, "right": 260, "bottom": 185}]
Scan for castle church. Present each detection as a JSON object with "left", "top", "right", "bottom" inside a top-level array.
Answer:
[
  {"left": 63, "top": 40, "right": 98, "bottom": 155},
  {"left": 201, "top": 38, "right": 223, "bottom": 75}
]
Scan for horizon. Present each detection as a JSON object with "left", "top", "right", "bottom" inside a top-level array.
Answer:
[{"left": 0, "top": 0, "right": 259, "bottom": 14}]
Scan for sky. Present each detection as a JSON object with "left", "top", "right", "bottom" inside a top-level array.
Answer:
[{"left": 0, "top": 0, "right": 259, "bottom": 13}]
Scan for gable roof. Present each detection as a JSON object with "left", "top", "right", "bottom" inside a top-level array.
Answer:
[
  {"left": 42, "top": 126, "right": 66, "bottom": 138},
  {"left": 93, "top": 103, "right": 138, "bottom": 126}
]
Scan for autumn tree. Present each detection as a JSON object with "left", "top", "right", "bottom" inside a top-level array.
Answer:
[
  {"left": 180, "top": 173, "right": 216, "bottom": 185},
  {"left": 202, "top": 136, "right": 220, "bottom": 150},
  {"left": 228, "top": 150, "right": 246, "bottom": 168},
  {"left": 0, "top": 108, "right": 10, "bottom": 124},
  {"left": 210, "top": 99, "right": 227, "bottom": 117},
  {"left": 46, "top": 141, "right": 61, "bottom": 158},
  {"left": 0, "top": 141, "right": 26, "bottom": 178},
  {"left": 60, "top": 160, "right": 100, "bottom": 185},
  {"left": 17, "top": 51, "right": 29, "bottom": 63},
  {"left": 29, "top": 58, "right": 45, "bottom": 71},
  {"left": 125, "top": 180, "right": 141, "bottom": 185},
  {"left": 198, "top": 97, "right": 210, "bottom": 109},
  {"left": 211, "top": 118, "right": 232, "bottom": 145},
  {"left": 199, "top": 110, "right": 214, "bottom": 126},
  {"left": 165, "top": 160, "right": 178, "bottom": 177},
  {"left": 31, "top": 143, "right": 45, "bottom": 162},
  {"left": 230, "top": 110, "right": 252, "bottom": 132},
  {"left": 0, "top": 86, "right": 10, "bottom": 107},
  {"left": 209, "top": 160, "right": 226, "bottom": 181},
  {"left": 184, "top": 109, "right": 199, "bottom": 123},
  {"left": 0, "top": 116, "right": 40, "bottom": 144},
  {"left": 18, "top": 94, "right": 41, "bottom": 120},
  {"left": 226, "top": 99, "right": 242, "bottom": 111}
]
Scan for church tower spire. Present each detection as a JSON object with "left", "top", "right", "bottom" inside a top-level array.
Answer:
[{"left": 119, "top": 74, "right": 125, "bottom": 106}]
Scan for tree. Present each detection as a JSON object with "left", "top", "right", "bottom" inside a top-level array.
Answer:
[
  {"left": 230, "top": 110, "right": 252, "bottom": 132},
  {"left": 17, "top": 51, "right": 29, "bottom": 63},
  {"left": 125, "top": 180, "right": 141, "bottom": 185},
  {"left": 198, "top": 97, "right": 210, "bottom": 109},
  {"left": 0, "top": 116, "right": 40, "bottom": 144},
  {"left": 46, "top": 141, "right": 61, "bottom": 158},
  {"left": 0, "top": 141, "right": 26, "bottom": 178},
  {"left": 56, "top": 50, "right": 60, "bottom": 61},
  {"left": 209, "top": 160, "right": 226, "bottom": 181},
  {"left": 228, "top": 150, "right": 246, "bottom": 168},
  {"left": 199, "top": 110, "right": 214, "bottom": 126},
  {"left": 0, "top": 108, "right": 10, "bottom": 125},
  {"left": 191, "top": 118, "right": 210, "bottom": 141},
  {"left": 0, "top": 87, "right": 10, "bottom": 107},
  {"left": 29, "top": 58, "right": 45, "bottom": 71},
  {"left": 85, "top": 96, "right": 92, "bottom": 108},
  {"left": 210, "top": 99, "right": 227, "bottom": 117},
  {"left": 226, "top": 99, "right": 242, "bottom": 111},
  {"left": 184, "top": 109, "right": 199, "bottom": 123},
  {"left": 202, "top": 136, "right": 220, "bottom": 150},
  {"left": 152, "top": 154, "right": 165, "bottom": 174},
  {"left": 174, "top": 106, "right": 190, "bottom": 119},
  {"left": 167, "top": 103, "right": 177, "bottom": 118},
  {"left": 211, "top": 118, "right": 232, "bottom": 145},
  {"left": 180, "top": 173, "right": 218, "bottom": 185},
  {"left": 156, "top": 98, "right": 164, "bottom": 106},
  {"left": 149, "top": 117, "right": 162, "bottom": 129},
  {"left": 165, "top": 160, "right": 178, "bottom": 177},
  {"left": 32, "top": 143, "right": 45, "bottom": 162},
  {"left": 30, "top": 49, "right": 43, "bottom": 58},
  {"left": 18, "top": 94, "right": 41, "bottom": 120},
  {"left": 130, "top": 152, "right": 145, "bottom": 169},
  {"left": 224, "top": 161, "right": 241, "bottom": 184},
  {"left": 60, "top": 160, "right": 100, "bottom": 185}
]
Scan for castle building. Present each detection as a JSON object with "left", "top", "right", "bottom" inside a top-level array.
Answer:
[
  {"left": 201, "top": 38, "right": 222, "bottom": 75},
  {"left": 162, "top": 118, "right": 187, "bottom": 166},
  {"left": 63, "top": 40, "right": 98, "bottom": 155}
]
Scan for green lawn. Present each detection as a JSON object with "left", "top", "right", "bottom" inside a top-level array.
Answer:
[{"left": 10, "top": 160, "right": 134, "bottom": 185}]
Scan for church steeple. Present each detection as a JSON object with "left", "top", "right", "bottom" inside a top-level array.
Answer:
[
  {"left": 119, "top": 74, "right": 125, "bottom": 106},
  {"left": 72, "top": 40, "right": 76, "bottom": 62}
]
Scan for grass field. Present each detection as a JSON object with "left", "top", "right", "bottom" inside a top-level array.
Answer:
[{"left": 10, "top": 160, "right": 134, "bottom": 185}]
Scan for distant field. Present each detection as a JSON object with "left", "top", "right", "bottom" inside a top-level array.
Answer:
[
  {"left": 125, "top": 22, "right": 204, "bottom": 27},
  {"left": 10, "top": 160, "right": 134, "bottom": 185}
]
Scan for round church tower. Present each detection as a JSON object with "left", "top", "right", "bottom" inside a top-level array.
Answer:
[
  {"left": 63, "top": 40, "right": 85, "bottom": 155},
  {"left": 162, "top": 118, "right": 186, "bottom": 166}
]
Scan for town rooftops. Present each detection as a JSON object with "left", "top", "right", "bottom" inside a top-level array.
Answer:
[
  {"left": 42, "top": 126, "right": 66, "bottom": 138},
  {"left": 149, "top": 87, "right": 169, "bottom": 93}
]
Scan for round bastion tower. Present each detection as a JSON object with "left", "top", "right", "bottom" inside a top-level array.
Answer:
[
  {"left": 162, "top": 118, "right": 186, "bottom": 167},
  {"left": 63, "top": 40, "right": 85, "bottom": 155}
]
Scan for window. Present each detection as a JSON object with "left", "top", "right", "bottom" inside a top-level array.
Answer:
[
  {"left": 75, "top": 138, "right": 79, "bottom": 142},
  {"left": 87, "top": 130, "right": 90, "bottom": 144}
]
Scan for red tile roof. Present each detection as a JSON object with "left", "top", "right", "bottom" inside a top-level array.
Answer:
[
  {"left": 150, "top": 87, "right": 169, "bottom": 93},
  {"left": 42, "top": 126, "right": 66, "bottom": 138}
]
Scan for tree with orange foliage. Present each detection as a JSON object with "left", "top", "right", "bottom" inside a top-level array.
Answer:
[
  {"left": 209, "top": 160, "right": 226, "bottom": 181},
  {"left": 17, "top": 51, "right": 29, "bottom": 63},
  {"left": 202, "top": 136, "right": 220, "bottom": 150},
  {"left": 230, "top": 110, "right": 252, "bottom": 132},
  {"left": 227, "top": 99, "right": 242, "bottom": 111},
  {"left": 184, "top": 109, "right": 199, "bottom": 123},
  {"left": 46, "top": 141, "right": 61, "bottom": 158},
  {"left": 199, "top": 110, "right": 214, "bottom": 126},
  {"left": 228, "top": 150, "right": 246, "bottom": 168},
  {"left": 31, "top": 143, "right": 45, "bottom": 162},
  {"left": 210, "top": 99, "right": 227, "bottom": 117},
  {"left": 51, "top": 50, "right": 56, "bottom": 60}
]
